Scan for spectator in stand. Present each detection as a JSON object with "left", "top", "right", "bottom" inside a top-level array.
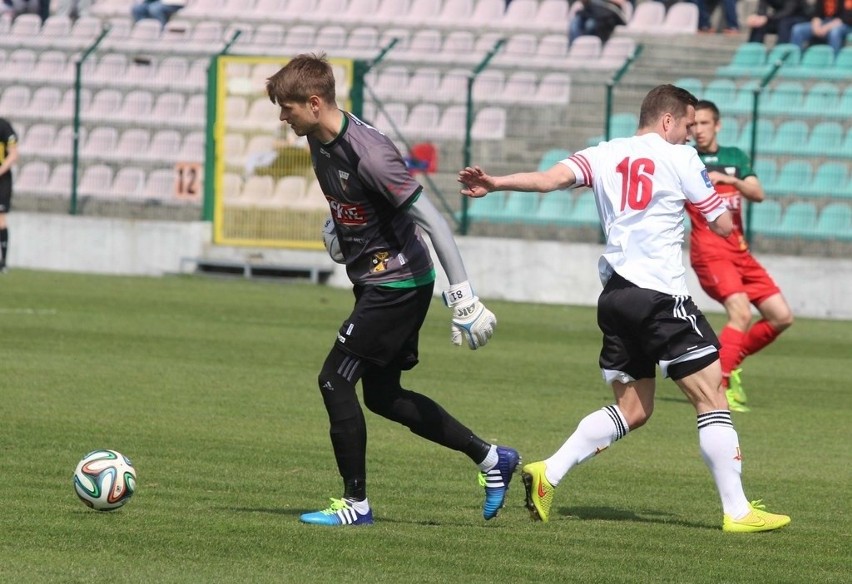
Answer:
[
  {"left": 0, "top": 117, "right": 19, "bottom": 273},
  {"left": 131, "top": 0, "right": 185, "bottom": 29},
  {"left": 569, "top": 0, "right": 630, "bottom": 46},
  {"left": 789, "top": 0, "right": 852, "bottom": 54},
  {"left": 695, "top": 0, "right": 740, "bottom": 33},
  {"left": 746, "top": 0, "right": 811, "bottom": 43}
]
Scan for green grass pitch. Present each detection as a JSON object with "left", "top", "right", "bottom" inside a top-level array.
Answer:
[{"left": 0, "top": 269, "right": 849, "bottom": 583}]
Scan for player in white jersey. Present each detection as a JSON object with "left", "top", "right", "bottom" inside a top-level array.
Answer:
[{"left": 458, "top": 84, "right": 790, "bottom": 533}]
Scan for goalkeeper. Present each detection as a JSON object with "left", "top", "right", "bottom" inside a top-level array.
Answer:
[{"left": 266, "top": 53, "right": 519, "bottom": 526}]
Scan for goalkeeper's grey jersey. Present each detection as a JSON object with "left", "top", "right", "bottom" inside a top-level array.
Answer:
[{"left": 310, "top": 112, "right": 435, "bottom": 287}]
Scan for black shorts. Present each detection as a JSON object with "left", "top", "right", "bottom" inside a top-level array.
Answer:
[
  {"left": 0, "top": 179, "right": 11, "bottom": 213},
  {"left": 335, "top": 282, "right": 434, "bottom": 370},
  {"left": 597, "top": 272, "right": 720, "bottom": 381}
]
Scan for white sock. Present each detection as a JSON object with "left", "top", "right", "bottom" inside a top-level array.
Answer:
[
  {"left": 477, "top": 444, "right": 498, "bottom": 472},
  {"left": 544, "top": 405, "right": 628, "bottom": 486},
  {"left": 697, "top": 411, "right": 750, "bottom": 518},
  {"left": 347, "top": 497, "right": 370, "bottom": 513}
]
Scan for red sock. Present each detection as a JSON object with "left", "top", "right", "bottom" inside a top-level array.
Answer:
[
  {"left": 718, "top": 325, "right": 746, "bottom": 380},
  {"left": 741, "top": 319, "right": 780, "bottom": 359}
]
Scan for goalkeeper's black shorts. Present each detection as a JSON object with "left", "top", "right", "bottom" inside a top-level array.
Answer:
[
  {"left": 334, "top": 282, "right": 435, "bottom": 370},
  {"left": 597, "top": 272, "right": 720, "bottom": 381}
]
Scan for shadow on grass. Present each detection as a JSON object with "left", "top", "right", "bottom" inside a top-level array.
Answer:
[
  {"left": 556, "top": 506, "right": 715, "bottom": 530},
  {"left": 222, "top": 506, "right": 509, "bottom": 528}
]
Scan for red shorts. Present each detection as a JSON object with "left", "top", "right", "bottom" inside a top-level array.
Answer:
[{"left": 692, "top": 253, "right": 780, "bottom": 306}]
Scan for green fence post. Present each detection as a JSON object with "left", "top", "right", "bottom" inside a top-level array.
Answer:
[
  {"left": 459, "top": 38, "right": 505, "bottom": 236},
  {"left": 744, "top": 49, "right": 792, "bottom": 242},
  {"left": 69, "top": 25, "right": 110, "bottom": 216},
  {"left": 604, "top": 44, "right": 643, "bottom": 141}
]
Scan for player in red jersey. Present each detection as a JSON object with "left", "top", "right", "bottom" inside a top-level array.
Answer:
[{"left": 687, "top": 100, "right": 794, "bottom": 412}]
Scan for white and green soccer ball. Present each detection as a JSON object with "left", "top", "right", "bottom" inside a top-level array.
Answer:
[
  {"left": 73, "top": 449, "right": 137, "bottom": 511},
  {"left": 322, "top": 215, "right": 345, "bottom": 263}
]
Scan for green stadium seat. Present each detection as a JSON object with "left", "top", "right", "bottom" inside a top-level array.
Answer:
[
  {"left": 752, "top": 158, "right": 777, "bottom": 187},
  {"left": 537, "top": 148, "right": 571, "bottom": 171},
  {"left": 840, "top": 128, "right": 852, "bottom": 161},
  {"left": 534, "top": 191, "right": 574, "bottom": 226},
  {"left": 703, "top": 79, "right": 738, "bottom": 106},
  {"left": 750, "top": 200, "right": 783, "bottom": 236},
  {"left": 766, "top": 120, "right": 809, "bottom": 155},
  {"left": 763, "top": 81, "right": 804, "bottom": 115},
  {"left": 801, "top": 82, "right": 841, "bottom": 117},
  {"left": 736, "top": 118, "right": 775, "bottom": 154},
  {"left": 718, "top": 117, "right": 739, "bottom": 146},
  {"left": 780, "top": 44, "right": 834, "bottom": 79},
  {"left": 728, "top": 80, "right": 759, "bottom": 115},
  {"left": 765, "top": 160, "right": 813, "bottom": 198},
  {"left": 465, "top": 190, "right": 506, "bottom": 222},
  {"left": 761, "top": 43, "right": 801, "bottom": 74},
  {"left": 716, "top": 43, "right": 765, "bottom": 77},
  {"left": 777, "top": 201, "right": 818, "bottom": 238},
  {"left": 835, "top": 86, "right": 852, "bottom": 118},
  {"left": 814, "top": 202, "right": 852, "bottom": 240},
  {"left": 566, "top": 191, "right": 600, "bottom": 227},
  {"left": 674, "top": 77, "right": 703, "bottom": 96},
  {"left": 585, "top": 113, "right": 638, "bottom": 146},
  {"left": 822, "top": 46, "right": 852, "bottom": 80},
  {"left": 801, "top": 162, "right": 849, "bottom": 199},
  {"left": 492, "top": 191, "right": 539, "bottom": 223},
  {"left": 804, "top": 121, "right": 844, "bottom": 156}
]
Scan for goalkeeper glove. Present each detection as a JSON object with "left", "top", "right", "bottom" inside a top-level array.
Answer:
[{"left": 442, "top": 281, "right": 496, "bottom": 350}]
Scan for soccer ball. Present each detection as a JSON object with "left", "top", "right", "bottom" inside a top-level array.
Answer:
[
  {"left": 322, "top": 215, "right": 345, "bottom": 263},
  {"left": 73, "top": 449, "right": 137, "bottom": 511}
]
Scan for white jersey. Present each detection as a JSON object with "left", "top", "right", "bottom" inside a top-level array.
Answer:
[{"left": 563, "top": 133, "right": 727, "bottom": 296}]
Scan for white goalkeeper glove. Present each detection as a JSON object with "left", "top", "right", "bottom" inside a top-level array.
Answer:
[{"left": 442, "top": 281, "right": 496, "bottom": 350}]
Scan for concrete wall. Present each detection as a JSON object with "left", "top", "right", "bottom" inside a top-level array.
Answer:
[{"left": 9, "top": 212, "right": 852, "bottom": 321}]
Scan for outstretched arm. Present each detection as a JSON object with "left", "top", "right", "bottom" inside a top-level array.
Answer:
[{"left": 458, "top": 163, "right": 577, "bottom": 198}]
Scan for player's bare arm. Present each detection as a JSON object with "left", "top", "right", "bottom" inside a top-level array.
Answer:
[
  {"left": 458, "top": 164, "right": 576, "bottom": 198},
  {"left": 708, "top": 171, "right": 764, "bottom": 203},
  {"left": 709, "top": 208, "right": 734, "bottom": 238}
]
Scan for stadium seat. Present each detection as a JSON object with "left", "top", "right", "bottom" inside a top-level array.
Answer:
[
  {"left": 373, "top": 0, "right": 411, "bottom": 27},
  {"left": 767, "top": 120, "right": 809, "bottom": 155},
  {"left": 439, "top": 30, "right": 476, "bottom": 62},
  {"left": 801, "top": 162, "right": 848, "bottom": 199},
  {"left": 489, "top": 191, "right": 538, "bottom": 223},
  {"left": 760, "top": 43, "right": 800, "bottom": 76},
  {"left": 472, "top": 70, "right": 505, "bottom": 103},
  {"left": 53, "top": 15, "right": 101, "bottom": 51},
  {"left": 90, "top": 54, "right": 129, "bottom": 87},
  {"left": 15, "top": 161, "right": 51, "bottom": 197},
  {"left": 749, "top": 200, "right": 782, "bottom": 236},
  {"left": 471, "top": 107, "right": 507, "bottom": 140},
  {"left": 533, "top": 34, "right": 569, "bottom": 68},
  {"left": 302, "top": 178, "right": 329, "bottom": 210},
  {"left": 763, "top": 81, "right": 805, "bottom": 116},
  {"left": 781, "top": 44, "right": 834, "bottom": 79},
  {"left": 495, "top": 33, "right": 540, "bottom": 68},
  {"left": 301, "top": 0, "right": 348, "bottom": 26},
  {"left": 145, "top": 130, "right": 184, "bottom": 164},
  {"left": 43, "top": 125, "right": 85, "bottom": 161},
  {"left": 466, "top": 190, "right": 506, "bottom": 222},
  {"left": 835, "top": 86, "right": 852, "bottom": 119},
  {"left": 405, "top": 68, "right": 441, "bottom": 100},
  {"left": 112, "top": 167, "right": 147, "bottom": 198},
  {"left": 765, "top": 160, "right": 813, "bottom": 198},
  {"left": 115, "top": 90, "right": 155, "bottom": 123},
  {"left": 373, "top": 102, "right": 408, "bottom": 135},
  {"left": 434, "top": 69, "right": 469, "bottom": 103},
  {"left": 674, "top": 77, "right": 703, "bottom": 97},
  {"left": 814, "top": 202, "right": 852, "bottom": 239},
  {"left": 335, "top": 0, "right": 381, "bottom": 28},
  {"left": 19, "top": 124, "right": 56, "bottom": 154},
  {"left": 717, "top": 117, "right": 739, "bottom": 146},
  {"left": 736, "top": 119, "right": 775, "bottom": 154},
  {"left": 178, "top": 132, "right": 206, "bottom": 163},
  {"left": 424, "top": 0, "right": 474, "bottom": 31},
  {"left": 566, "top": 191, "right": 600, "bottom": 227},
  {"left": 81, "top": 127, "right": 120, "bottom": 160},
  {"left": 0, "top": 50, "right": 37, "bottom": 84},
  {"left": 249, "top": 23, "right": 285, "bottom": 48},
  {"left": 727, "top": 79, "right": 759, "bottom": 115},
  {"left": 402, "top": 103, "right": 441, "bottom": 138},
  {"left": 315, "top": 25, "right": 348, "bottom": 53},
  {"left": 0, "top": 85, "right": 30, "bottom": 112},
  {"left": 346, "top": 26, "right": 380, "bottom": 58},
  {"left": 22, "top": 87, "right": 63, "bottom": 123},
  {"left": 716, "top": 43, "right": 766, "bottom": 77},
  {"left": 801, "top": 82, "right": 841, "bottom": 117},
  {"left": 105, "top": 129, "right": 151, "bottom": 164},
  {"left": 531, "top": 0, "right": 572, "bottom": 35},
  {"left": 777, "top": 201, "right": 818, "bottom": 237},
  {"left": 537, "top": 149, "right": 571, "bottom": 171},
  {"left": 702, "top": 79, "right": 738, "bottom": 107},
  {"left": 823, "top": 45, "right": 852, "bottom": 80},
  {"left": 28, "top": 14, "right": 72, "bottom": 51},
  {"left": 0, "top": 14, "right": 41, "bottom": 50},
  {"left": 370, "top": 65, "right": 408, "bottom": 100},
  {"left": 752, "top": 158, "right": 776, "bottom": 188},
  {"left": 592, "top": 37, "right": 638, "bottom": 70},
  {"left": 804, "top": 121, "right": 844, "bottom": 156},
  {"left": 144, "top": 169, "right": 179, "bottom": 201},
  {"left": 151, "top": 93, "right": 187, "bottom": 124},
  {"left": 268, "top": 176, "right": 308, "bottom": 209},
  {"left": 222, "top": 173, "right": 244, "bottom": 206},
  {"left": 533, "top": 190, "right": 574, "bottom": 225},
  {"left": 565, "top": 35, "right": 602, "bottom": 69},
  {"left": 395, "top": 28, "right": 443, "bottom": 62},
  {"left": 660, "top": 1, "right": 699, "bottom": 34},
  {"left": 78, "top": 164, "right": 114, "bottom": 198},
  {"left": 620, "top": 1, "right": 666, "bottom": 34},
  {"left": 43, "top": 163, "right": 74, "bottom": 197},
  {"left": 493, "top": 0, "right": 539, "bottom": 33},
  {"left": 533, "top": 72, "right": 571, "bottom": 105}
]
